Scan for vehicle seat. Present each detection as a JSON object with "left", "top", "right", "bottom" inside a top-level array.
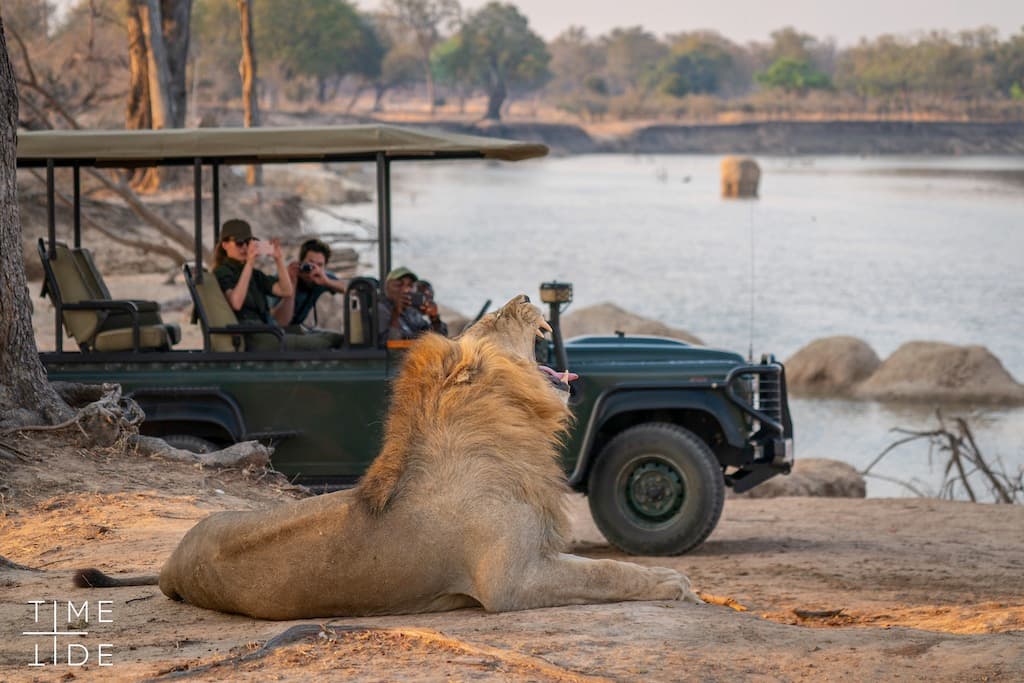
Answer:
[
  {"left": 183, "top": 264, "right": 284, "bottom": 352},
  {"left": 37, "top": 239, "right": 180, "bottom": 352},
  {"left": 345, "top": 277, "right": 378, "bottom": 348}
]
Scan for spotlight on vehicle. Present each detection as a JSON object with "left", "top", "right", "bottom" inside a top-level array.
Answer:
[{"left": 540, "top": 281, "right": 573, "bottom": 304}]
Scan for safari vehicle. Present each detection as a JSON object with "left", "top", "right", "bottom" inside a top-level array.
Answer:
[{"left": 18, "top": 125, "right": 793, "bottom": 556}]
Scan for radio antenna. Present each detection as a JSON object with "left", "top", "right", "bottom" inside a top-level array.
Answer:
[{"left": 748, "top": 200, "right": 756, "bottom": 362}]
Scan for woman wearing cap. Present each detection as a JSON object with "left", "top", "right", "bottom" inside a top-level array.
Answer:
[{"left": 213, "top": 219, "right": 341, "bottom": 351}]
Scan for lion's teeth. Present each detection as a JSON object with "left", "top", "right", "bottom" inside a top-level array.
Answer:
[
  {"left": 539, "top": 320, "right": 553, "bottom": 333},
  {"left": 535, "top": 329, "right": 545, "bottom": 338},
  {"left": 562, "top": 371, "right": 570, "bottom": 383}
]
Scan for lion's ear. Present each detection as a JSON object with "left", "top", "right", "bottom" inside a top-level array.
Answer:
[{"left": 442, "top": 341, "right": 481, "bottom": 387}]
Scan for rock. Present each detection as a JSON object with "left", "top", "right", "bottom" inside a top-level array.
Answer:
[
  {"left": 785, "top": 336, "right": 881, "bottom": 397},
  {"left": 854, "top": 341, "right": 1024, "bottom": 405},
  {"left": 561, "top": 303, "right": 703, "bottom": 345},
  {"left": 730, "top": 459, "right": 866, "bottom": 499},
  {"left": 720, "top": 156, "right": 761, "bottom": 198}
]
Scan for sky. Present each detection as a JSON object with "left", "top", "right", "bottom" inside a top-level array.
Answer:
[
  {"left": 363, "top": 0, "right": 1024, "bottom": 45},
  {"left": 46, "top": 0, "right": 1024, "bottom": 46}
]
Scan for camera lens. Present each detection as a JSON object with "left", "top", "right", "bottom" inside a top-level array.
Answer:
[{"left": 300, "top": 263, "right": 313, "bottom": 273}]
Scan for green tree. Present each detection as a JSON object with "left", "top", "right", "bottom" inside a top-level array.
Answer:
[
  {"left": 994, "top": 30, "right": 1024, "bottom": 97},
  {"left": 601, "top": 26, "right": 666, "bottom": 96},
  {"left": 756, "top": 56, "right": 831, "bottom": 94},
  {"left": 435, "top": 2, "right": 549, "bottom": 120},
  {"left": 257, "top": 0, "right": 369, "bottom": 103},
  {"left": 653, "top": 34, "right": 737, "bottom": 97}
]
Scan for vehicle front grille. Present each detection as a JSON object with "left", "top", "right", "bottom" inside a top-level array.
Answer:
[{"left": 755, "top": 371, "right": 783, "bottom": 426}]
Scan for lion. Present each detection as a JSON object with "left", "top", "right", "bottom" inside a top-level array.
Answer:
[{"left": 74, "top": 295, "right": 699, "bottom": 619}]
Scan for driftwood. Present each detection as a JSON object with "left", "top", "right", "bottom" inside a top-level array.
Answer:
[
  {"left": 863, "top": 410, "right": 1023, "bottom": 503},
  {"left": 0, "top": 383, "right": 143, "bottom": 448},
  {"left": 130, "top": 435, "right": 271, "bottom": 469}
]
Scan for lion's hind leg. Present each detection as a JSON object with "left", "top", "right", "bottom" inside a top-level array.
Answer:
[{"left": 473, "top": 552, "right": 702, "bottom": 612}]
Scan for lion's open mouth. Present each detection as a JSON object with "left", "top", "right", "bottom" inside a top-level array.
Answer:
[{"left": 539, "top": 365, "right": 579, "bottom": 392}]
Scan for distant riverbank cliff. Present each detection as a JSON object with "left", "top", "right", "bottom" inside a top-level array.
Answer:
[{"left": 440, "top": 120, "right": 1024, "bottom": 156}]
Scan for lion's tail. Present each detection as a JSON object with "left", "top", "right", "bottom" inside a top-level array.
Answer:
[{"left": 73, "top": 568, "right": 159, "bottom": 588}]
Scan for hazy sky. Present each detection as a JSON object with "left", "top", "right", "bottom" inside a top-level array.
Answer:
[
  {"left": 47, "top": 0, "right": 1024, "bottom": 45},
  {"left": 364, "top": 0, "right": 1024, "bottom": 45}
]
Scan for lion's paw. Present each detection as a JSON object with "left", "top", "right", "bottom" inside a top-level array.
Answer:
[{"left": 649, "top": 566, "right": 703, "bottom": 604}]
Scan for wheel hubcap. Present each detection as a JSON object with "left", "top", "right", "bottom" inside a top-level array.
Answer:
[{"left": 625, "top": 459, "right": 685, "bottom": 523}]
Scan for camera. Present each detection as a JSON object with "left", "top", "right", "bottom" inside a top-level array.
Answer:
[
  {"left": 409, "top": 291, "right": 426, "bottom": 308},
  {"left": 299, "top": 263, "right": 314, "bottom": 274}
]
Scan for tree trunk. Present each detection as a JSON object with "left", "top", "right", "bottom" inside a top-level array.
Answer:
[
  {"left": 125, "top": 4, "right": 159, "bottom": 190},
  {"left": 424, "top": 61, "right": 436, "bottom": 115},
  {"left": 161, "top": 0, "right": 192, "bottom": 129},
  {"left": 236, "top": 0, "right": 261, "bottom": 186},
  {"left": 125, "top": 4, "right": 152, "bottom": 131},
  {"left": 484, "top": 68, "right": 506, "bottom": 121},
  {"left": 139, "top": 0, "right": 172, "bottom": 131},
  {"left": 0, "top": 18, "right": 72, "bottom": 427}
]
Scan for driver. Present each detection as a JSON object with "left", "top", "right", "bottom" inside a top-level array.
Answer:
[{"left": 377, "top": 266, "right": 447, "bottom": 343}]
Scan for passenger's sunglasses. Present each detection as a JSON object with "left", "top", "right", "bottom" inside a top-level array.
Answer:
[{"left": 232, "top": 238, "right": 253, "bottom": 247}]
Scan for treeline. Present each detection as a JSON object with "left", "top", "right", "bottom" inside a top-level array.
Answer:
[{"left": 6, "top": 0, "right": 1024, "bottom": 125}]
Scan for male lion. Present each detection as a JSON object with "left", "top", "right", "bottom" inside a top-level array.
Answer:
[{"left": 76, "top": 296, "right": 699, "bottom": 619}]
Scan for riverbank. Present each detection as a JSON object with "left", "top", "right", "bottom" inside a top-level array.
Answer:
[
  {"left": 196, "top": 106, "right": 1024, "bottom": 156},
  {"left": 444, "top": 120, "right": 1024, "bottom": 155}
]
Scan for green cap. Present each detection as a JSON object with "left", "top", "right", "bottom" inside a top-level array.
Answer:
[
  {"left": 221, "top": 218, "right": 258, "bottom": 242},
  {"left": 386, "top": 266, "right": 417, "bottom": 282}
]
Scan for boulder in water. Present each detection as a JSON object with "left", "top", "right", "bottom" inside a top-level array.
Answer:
[
  {"left": 560, "top": 303, "right": 703, "bottom": 345},
  {"left": 854, "top": 341, "right": 1024, "bottom": 405},
  {"left": 785, "top": 336, "right": 881, "bottom": 397}
]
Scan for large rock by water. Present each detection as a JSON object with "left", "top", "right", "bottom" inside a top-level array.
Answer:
[
  {"left": 854, "top": 341, "right": 1024, "bottom": 405},
  {"left": 785, "top": 336, "right": 881, "bottom": 397},
  {"left": 730, "top": 458, "right": 866, "bottom": 499},
  {"left": 560, "top": 303, "right": 703, "bottom": 345}
]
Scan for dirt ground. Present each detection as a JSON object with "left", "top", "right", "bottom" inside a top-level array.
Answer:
[{"left": 1, "top": 432, "right": 1022, "bottom": 682}]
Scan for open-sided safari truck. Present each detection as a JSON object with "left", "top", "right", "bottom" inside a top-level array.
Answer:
[{"left": 18, "top": 125, "right": 793, "bottom": 555}]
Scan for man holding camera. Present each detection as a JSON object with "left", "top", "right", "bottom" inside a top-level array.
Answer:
[
  {"left": 278, "top": 238, "right": 347, "bottom": 329},
  {"left": 378, "top": 266, "right": 447, "bottom": 343}
]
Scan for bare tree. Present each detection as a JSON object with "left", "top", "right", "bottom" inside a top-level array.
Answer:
[
  {"left": 384, "top": 0, "right": 460, "bottom": 115},
  {"left": 0, "top": 14, "right": 72, "bottom": 427},
  {"left": 236, "top": 0, "right": 261, "bottom": 186},
  {"left": 125, "top": 0, "right": 192, "bottom": 191}
]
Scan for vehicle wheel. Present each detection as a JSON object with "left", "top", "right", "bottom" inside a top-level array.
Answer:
[
  {"left": 162, "top": 434, "right": 218, "bottom": 454},
  {"left": 587, "top": 423, "right": 725, "bottom": 556}
]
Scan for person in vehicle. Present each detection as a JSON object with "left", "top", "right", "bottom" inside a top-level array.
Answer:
[
  {"left": 377, "top": 266, "right": 448, "bottom": 343},
  {"left": 213, "top": 219, "right": 342, "bottom": 350},
  {"left": 276, "top": 238, "right": 348, "bottom": 329}
]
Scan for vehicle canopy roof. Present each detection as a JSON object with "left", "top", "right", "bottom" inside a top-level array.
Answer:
[{"left": 16, "top": 124, "right": 549, "bottom": 167}]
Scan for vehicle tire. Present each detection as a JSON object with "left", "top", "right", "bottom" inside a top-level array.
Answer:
[
  {"left": 587, "top": 423, "right": 725, "bottom": 556},
  {"left": 162, "top": 434, "right": 218, "bottom": 454}
]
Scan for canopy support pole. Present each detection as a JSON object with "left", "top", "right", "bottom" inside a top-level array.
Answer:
[
  {"left": 376, "top": 152, "right": 392, "bottom": 281},
  {"left": 212, "top": 163, "right": 221, "bottom": 243},
  {"left": 47, "top": 159, "right": 62, "bottom": 352},
  {"left": 46, "top": 159, "right": 56, "bottom": 258},
  {"left": 72, "top": 165, "right": 81, "bottom": 248},
  {"left": 193, "top": 159, "right": 203, "bottom": 282}
]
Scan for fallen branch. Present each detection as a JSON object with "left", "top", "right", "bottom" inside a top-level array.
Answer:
[{"left": 130, "top": 435, "right": 272, "bottom": 469}]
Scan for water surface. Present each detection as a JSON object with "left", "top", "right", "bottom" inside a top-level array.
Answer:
[{"left": 327, "top": 154, "right": 1024, "bottom": 498}]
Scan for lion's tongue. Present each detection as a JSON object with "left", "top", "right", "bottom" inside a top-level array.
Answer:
[{"left": 539, "top": 365, "right": 579, "bottom": 385}]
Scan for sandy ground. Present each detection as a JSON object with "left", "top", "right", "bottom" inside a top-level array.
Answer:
[{"left": 1, "top": 432, "right": 1022, "bottom": 682}]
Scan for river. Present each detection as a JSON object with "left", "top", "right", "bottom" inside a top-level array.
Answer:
[{"left": 325, "top": 154, "right": 1024, "bottom": 499}]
